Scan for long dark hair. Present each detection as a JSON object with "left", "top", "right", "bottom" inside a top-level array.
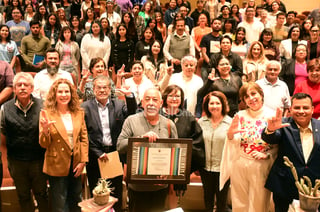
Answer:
[
  {"left": 121, "top": 12, "right": 137, "bottom": 41},
  {"left": 234, "top": 27, "right": 248, "bottom": 45},
  {"left": 45, "top": 13, "right": 62, "bottom": 31},
  {"left": 89, "top": 20, "right": 105, "bottom": 42},
  {"left": 0, "top": 25, "right": 11, "bottom": 43},
  {"left": 259, "top": 28, "right": 276, "bottom": 48},
  {"left": 115, "top": 23, "right": 128, "bottom": 40},
  {"left": 33, "top": 4, "right": 48, "bottom": 22},
  {"left": 146, "top": 39, "right": 165, "bottom": 69},
  {"left": 59, "top": 26, "right": 76, "bottom": 41}
]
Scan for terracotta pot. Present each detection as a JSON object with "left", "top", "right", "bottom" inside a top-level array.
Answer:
[
  {"left": 93, "top": 190, "right": 110, "bottom": 205},
  {"left": 299, "top": 191, "right": 320, "bottom": 212}
]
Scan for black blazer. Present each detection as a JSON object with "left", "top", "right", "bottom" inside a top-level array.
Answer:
[
  {"left": 279, "top": 59, "right": 296, "bottom": 96},
  {"left": 82, "top": 96, "right": 137, "bottom": 162},
  {"left": 262, "top": 117, "right": 320, "bottom": 199}
]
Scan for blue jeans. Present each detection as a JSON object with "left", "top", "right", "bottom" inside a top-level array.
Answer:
[{"left": 48, "top": 165, "right": 82, "bottom": 212}]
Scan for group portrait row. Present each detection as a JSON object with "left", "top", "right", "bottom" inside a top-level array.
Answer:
[{"left": 0, "top": 0, "right": 320, "bottom": 211}]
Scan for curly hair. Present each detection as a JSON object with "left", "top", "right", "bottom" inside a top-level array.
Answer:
[{"left": 44, "top": 78, "right": 80, "bottom": 113}]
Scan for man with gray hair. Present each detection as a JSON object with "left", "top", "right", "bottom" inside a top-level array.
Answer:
[
  {"left": 33, "top": 48, "right": 74, "bottom": 100},
  {"left": 167, "top": 55, "right": 203, "bottom": 115},
  {"left": 0, "top": 73, "right": 48, "bottom": 212},
  {"left": 117, "top": 88, "right": 178, "bottom": 212},
  {"left": 256, "top": 60, "right": 291, "bottom": 116}
]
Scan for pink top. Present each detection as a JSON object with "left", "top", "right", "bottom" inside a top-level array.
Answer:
[{"left": 295, "top": 63, "right": 308, "bottom": 87}]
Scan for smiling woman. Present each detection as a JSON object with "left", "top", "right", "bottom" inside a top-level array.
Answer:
[
  {"left": 294, "top": 58, "right": 320, "bottom": 118},
  {"left": 223, "top": 82, "right": 278, "bottom": 212},
  {"left": 39, "top": 78, "right": 88, "bottom": 212}
]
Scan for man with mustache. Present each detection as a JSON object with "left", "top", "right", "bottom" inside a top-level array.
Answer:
[
  {"left": 33, "top": 48, "right": 74, "bottom": 100},
  {"left": 82, "top": 75, "right": 137, "bottom": 212},
  {"left": 0, "top": 73, "right": 49, "bottom": 212},
  {"left": 117, "top": 88, "right": 178, "bottom": 212}
]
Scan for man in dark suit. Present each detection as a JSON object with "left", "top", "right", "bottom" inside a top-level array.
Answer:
[
  {"left": 82, "top": 75, "right": 137, "bottom": 212},
  {"left": 262, "top": 93, "right": 320, "bottom": 212}
]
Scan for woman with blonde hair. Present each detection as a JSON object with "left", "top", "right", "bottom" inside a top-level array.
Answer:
[
  {"left": 39, "top": 78, "right": 88, "bottom": 212},
  {"left": 243, "top": 41, "right": 268, "bottom": 82}
]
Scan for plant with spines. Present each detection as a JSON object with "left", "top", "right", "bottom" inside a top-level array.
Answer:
[
  {"left": 93, "top": 178, "right": 112, "bottom": 195},
  {"left": 283, "top": 156, "right": 320, "bottom": 197}
]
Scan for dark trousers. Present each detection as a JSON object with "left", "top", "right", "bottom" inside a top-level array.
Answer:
[
  {"left": 7, "top": 158, "right": 48, "bottom": 212},
  {"left": 200, "top": 169, "right": 230, "bottom": 212},
  {"left": 128, "top": 187, "right": 168, "bottom": 212},
  {"left": 48, "top": 161, "right": 82, "bottom": 212},
  {"left": 86, "top": 158, "right": 123, "bottom": 212},
  {"left": 273, "top": 193, "right": 292, "bottom": 212}
]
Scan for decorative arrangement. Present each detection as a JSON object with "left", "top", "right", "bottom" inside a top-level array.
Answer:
[
  {"left": 92, "top": 178, "right": 112, "bottom": 205},
  {"left": 283, "top": 156, "right": 320, "bottom": 211}
]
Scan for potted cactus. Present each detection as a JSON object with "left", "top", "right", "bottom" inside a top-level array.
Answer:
[
  {"left": 92, "top": 178, "right": 112, "bottom": 205},
  {"left": 283, "top": 156, "right": 320, "bottom": 211}
]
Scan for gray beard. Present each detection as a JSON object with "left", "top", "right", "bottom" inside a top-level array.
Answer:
[{"left": 47, "top": 66, "right": 59, "bottom": 76}]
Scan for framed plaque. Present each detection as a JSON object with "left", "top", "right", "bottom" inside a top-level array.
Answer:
[{"left": 127, "top": 138, "right": 192, "bottom": 184}]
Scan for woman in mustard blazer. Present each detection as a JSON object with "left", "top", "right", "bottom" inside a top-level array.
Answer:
[{"left": 39, "top": 78, "right": 88, "bottom": 212}]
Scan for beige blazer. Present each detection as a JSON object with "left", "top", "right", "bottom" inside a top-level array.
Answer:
[{"left": 39, "top": 109, "right": 89, "bottom": 177}]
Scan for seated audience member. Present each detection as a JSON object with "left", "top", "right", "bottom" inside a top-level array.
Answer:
[
  {"left": 279, "top": 25, "right": 307, "bottom": 62},
  {"left": 243, "top": 41, "right": 269, "bottom": 82},
  {"left": 237, "top": 6, "right": 264, "bottom": 43},
  {"left": 33, "top": 49, "right": 74, "bottom": 100},
  {"left": 209, "top": 36, "right": 243, "bottom": 78},
  {"left": 117, "top": 61, "right": 153, "bottom": 106},
  {"left": 256, "top": 60, "right": 290, "bottom": 116},
  {"left": 163, "top": 18, "right": 195, "bottom": 73},
  {"left": 200, "top": 18, "right": 222, "bottom": 80},
  {"left": 197, "top": 55, "right": 242, "bottom": 118},
  {"left": 259, "top": 28, "right": 280, "bottom": 61},
  {"left": 168, "top": 55, "right": 203, "bottom": 115},
  {"left": 280, "top": 44, "right": 308, "bottom": 96},
  {"left": 78, "top": 58, "right": 115, "bottom": 101},
  {"left": 20, "top": 20, "right": 51, "bottom": 73},
  {"left": 1, "top": 73, "right": 48, "bottom": 212},
  {"left": 294, "top": 58, "right": 320, "bottom": 119},
  {"left": 308, "top": 24, "right": 320, "bottom": 60},
  {"left": 117, "top": 88, "right": 178, "bottom": 212}
]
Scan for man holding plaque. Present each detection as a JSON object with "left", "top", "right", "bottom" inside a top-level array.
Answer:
[
  {"left": 117, "top": 88, "right": 178, "bottom": 212},
  {"left": 82, "top": 75, "right": 137, "bottom": 212}
]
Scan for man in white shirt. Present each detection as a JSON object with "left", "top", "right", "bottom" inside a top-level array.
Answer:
[
  {"left": 33, "top": 49, "right": 74, "bottom": 100},
  {"left": 100, "top": 0, "right": 121, "bottom": 33},
  {"left": 256, "top": 60, "right": 290, "bottom": 116},
  {"left": 238, "top": 6, "right": 264, "bottom": 43}
]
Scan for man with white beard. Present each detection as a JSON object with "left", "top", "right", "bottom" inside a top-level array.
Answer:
[
  {"left": 33, "top": 49, "right": 74, "bottom": 100},
  {"left": 117, "top": 88, "right": 178, "bottom": 212}
]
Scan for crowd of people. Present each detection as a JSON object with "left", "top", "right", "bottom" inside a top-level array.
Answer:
[{"left": 0, "top": 0, "right": 320, "bottom": 211}]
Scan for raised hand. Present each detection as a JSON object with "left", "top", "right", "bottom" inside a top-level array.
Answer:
[
  {"left": 227, "top": 114, "right": 245, "bottom": 140},
  {"left": 208, "top": 68, "right": 220, "bottom": 81},
  {"left": 267, "top": 108, "right": 290, "bottom": 132},
  {"left": 40, "top": 110, "right": 56, "bottom": 134}
]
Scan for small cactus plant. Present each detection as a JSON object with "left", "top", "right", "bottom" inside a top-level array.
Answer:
[
  {"left": 93, "top": 178, "right": 112, "bottom": 205},
  {"left": 283, "top": 156, "right": 320, "bottom": 197}
]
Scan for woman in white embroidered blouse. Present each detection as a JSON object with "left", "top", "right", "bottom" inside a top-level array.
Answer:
[{"left": 224, "top": 82, "right": 277, "bottom": 212}]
